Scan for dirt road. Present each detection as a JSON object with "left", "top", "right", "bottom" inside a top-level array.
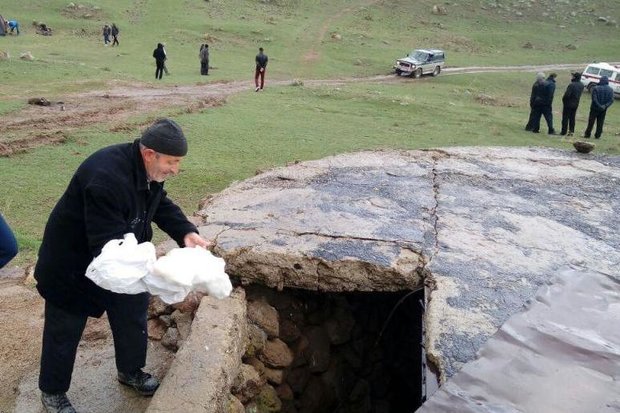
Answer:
[{"left": 0, "top": 63, "right": 604, "bottom": 157}]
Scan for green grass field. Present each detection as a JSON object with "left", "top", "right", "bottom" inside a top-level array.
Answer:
[{"left": 1, "top": 0, "right": 619, "bottom": 264}]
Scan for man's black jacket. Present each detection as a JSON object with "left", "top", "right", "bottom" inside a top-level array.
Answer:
[
  {"left": 562, "top": 79, "right": 584, "bottom": 109},
  {"left": 35, "top": 139, "right": 197, "bottom": 316}
]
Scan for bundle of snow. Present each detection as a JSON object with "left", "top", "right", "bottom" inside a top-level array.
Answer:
[
  {"left": 144, "top": 246, "right": 232, "bottom": 303},
  {"left": 86, "top": 233, "right": 232, "bottom": 304}
]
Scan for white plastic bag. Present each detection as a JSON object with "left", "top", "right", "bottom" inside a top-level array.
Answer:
[
  {"left": 145, "top": 246, "right": 232, "bottom": 302},
  {"left": 85, "top": 233, "right": 155, "bottom": 294},
  {"left": 86, "top": 234, "right": 232, "bottom": 304}
]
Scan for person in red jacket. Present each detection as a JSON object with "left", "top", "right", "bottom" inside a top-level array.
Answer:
[{"left": 254, "top": 47, "right": 268, "bottom": 91}]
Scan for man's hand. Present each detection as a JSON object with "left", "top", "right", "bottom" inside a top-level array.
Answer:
[{"left": 184, "top": 232, "right": 214, "bottom": 249}]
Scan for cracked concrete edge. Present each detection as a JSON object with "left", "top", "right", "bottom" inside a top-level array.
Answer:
[
  {"left": 146, "top": 288, "right": 247, "bottom": 413},
  {"left": 220, "top": 246, "right": 425, "bottom": 292}
]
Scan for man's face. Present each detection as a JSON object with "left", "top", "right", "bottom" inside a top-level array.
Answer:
[{"left": 143, "top": 149, "right": 183, "bottom": 182}]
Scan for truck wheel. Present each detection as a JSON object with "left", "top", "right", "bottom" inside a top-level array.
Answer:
[
  {"left": 432, "top": 66, "right": 441, "bottom": 77},
  {"left": 413, "top": 68, "right": 423, "bottom": 79},
  {"left": 395, "top": 69, "right": 402, "bottom": 76},
  {"left": 587, "top": 83, "right": 596, "bottom": 92}
]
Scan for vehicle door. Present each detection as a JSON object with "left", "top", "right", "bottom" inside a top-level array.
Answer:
[{"left": 421, "top": 53, "right": 434, "bottom": 74}]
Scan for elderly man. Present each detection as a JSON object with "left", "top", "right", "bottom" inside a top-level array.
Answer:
[{"left": 35, "top": 119, "right": 210, "bottom": 413}]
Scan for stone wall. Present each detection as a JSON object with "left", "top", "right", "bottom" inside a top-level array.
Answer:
[{"left": 230, "top": 285, "right": 425, "bottom": 413}]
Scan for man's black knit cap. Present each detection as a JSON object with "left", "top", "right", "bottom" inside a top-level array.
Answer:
[{"left": 140, "top": 118, "right": 188, "bottom": 156}]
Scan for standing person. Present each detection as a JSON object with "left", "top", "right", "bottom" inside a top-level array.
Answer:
[
  {"left": 199, "top": 44, "right": 209, "bottom": 75},
  {"left": 162, "top": 43, "right": 170, "bottom": 75},
  {"left": 0, "top": 214, "right": 18, "bottom": 269},
  {"left": 254, "top": 47, "right": 268, "bottom": 92},
  {"left": 525, "top": 72, "right": 546, "bottom": 131},
  {"left": 7, "top": 19, "right": 19, "bottom": 35},
  {"left": 35, "top": 118, "right": 210, "bottom": 413},
  {"left": 531, "top": 73, "right": 557, "bottom": 134},
  {"left": 583, "top": 76, "right": 614, "bottom": 139},
  {"left": 111, "top": 23, "right": 119, "bottom": 46},
  {"left": 560, "top": 72, "right": 585, "bottom": 136},
  {"left": 102, "top": 24, "right": 111, "bottom": 45},
  {"left": 153, "top": 43, "right": 166, "bottom": 80}
]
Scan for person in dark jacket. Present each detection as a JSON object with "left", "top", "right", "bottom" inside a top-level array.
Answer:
[
  {"left": 255, "top": 47, "right": 268, "bottom": 92},
  {"left": 199, "top": 43, "right": 209, "bottom": 75},
  {"left": 584, "top": 76, "right": 615, "bottom": 139},
  {"left": 111, "top": 23, "right": 119, "bottom": 46},
  {"left": 525, "top": 72, "right": 546, "bottom": 131},
  {"left": 0, "top": 214, "right": 18, "bottom": 268},
  {"left": 102, "top": 24, "right": 111, "bottom": 45},
  {"left": 153, "top": 43, "right": 166, "bottom": 80},
  {"left": 531, "top": 73, "right": 557, "bottom": 134},
  {"left": 35, "top": 119, "right": 210, "bottom": 413},
  {"left": 560, "top": 72, "right": 585, "bottom": 136}
]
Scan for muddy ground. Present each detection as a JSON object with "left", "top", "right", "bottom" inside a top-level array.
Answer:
[{"left": 0, "top": 63, "right": 591, "bottom": 156}]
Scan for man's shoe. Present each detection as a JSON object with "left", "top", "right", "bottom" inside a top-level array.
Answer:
[
  {"left": 118, "top": 370, "right": 160, "bottom": 396},
  {"left": 255, "top": 87, "right": 260, "bottom": 92},
  {"left": 41, "top": 392, "right": 77, "bottom": 413}
]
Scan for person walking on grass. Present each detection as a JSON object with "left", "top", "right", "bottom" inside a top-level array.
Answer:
[
  {"left": 35, "top": 118, "right": 211, "bottom": 413},
  {"left": 525, "top": 72, "right": 546, "bottom": 131},
  {"left": 153, "top": 42, "right": 166, "bottom": 80},
  {"left": 255, "top": 47, "right": 268, "bottom": 91},
  {"left": 199, "top": 44, "right": 209, "bottom": 75},
  {"left": 560, "top": 72, "right": 584, "bottom": 136},
  {"left": 0, "top": 214, "right": 18, "bottom": 269},
  {"left": 102, "top": 24, "right": 111, "bottom": 45},
  {"left": 583, "top": 76, "right": 614, "bottom": 139},
  {"left": 111, "top": 23, "right": 119, "bottom": 46}
]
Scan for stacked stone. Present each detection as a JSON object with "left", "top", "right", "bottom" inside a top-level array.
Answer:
[
  {"left": 230, "top": 285, "right": 393, "bottom": 413},
  {"left": 146, "top": 292, "right": 204, "bottom": 351}
]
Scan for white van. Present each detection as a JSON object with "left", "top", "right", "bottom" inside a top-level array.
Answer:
[{"left": 580, "top": 62, "right": 620, "bottom": 97}]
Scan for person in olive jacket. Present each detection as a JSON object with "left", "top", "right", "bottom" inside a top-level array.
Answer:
[
  {"left": 584, "top": 76, "right": 615, "bottom": 139},
  {"left": 35, "top": 118, "right": 210, "bottom": 413},
  {"left": 560, "top": 72, "right": 585, "bottom": 136}
]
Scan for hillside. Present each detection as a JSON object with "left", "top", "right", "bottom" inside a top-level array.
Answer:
[
  {"left": 0, "top": 0, "right": 618, "bottom": 262},
  {"left": 0, "top": 0, "right": 618, "bottom": 93}
]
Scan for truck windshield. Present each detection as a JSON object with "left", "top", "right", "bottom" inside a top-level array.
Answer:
[{"left": 411, "top": 50, "right": 429, "bottom": 61}]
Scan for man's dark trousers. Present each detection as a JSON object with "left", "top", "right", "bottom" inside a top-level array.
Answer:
[
  {"left": 39, "top": 292, "right": 150, "bottom": 394},
  {"left": 584, "top": 109, "right": 607, "bottom": 139},
  {"left": 530, "top": 105, "right": 554, "bottom": 133},
  {"left": 561, "top": 106, "right": 578, "bottom": 135}
]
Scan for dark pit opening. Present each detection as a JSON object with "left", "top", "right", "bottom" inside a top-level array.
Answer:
[{"left": 239, "top": 285, "right": 428, "bottom": 413}]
